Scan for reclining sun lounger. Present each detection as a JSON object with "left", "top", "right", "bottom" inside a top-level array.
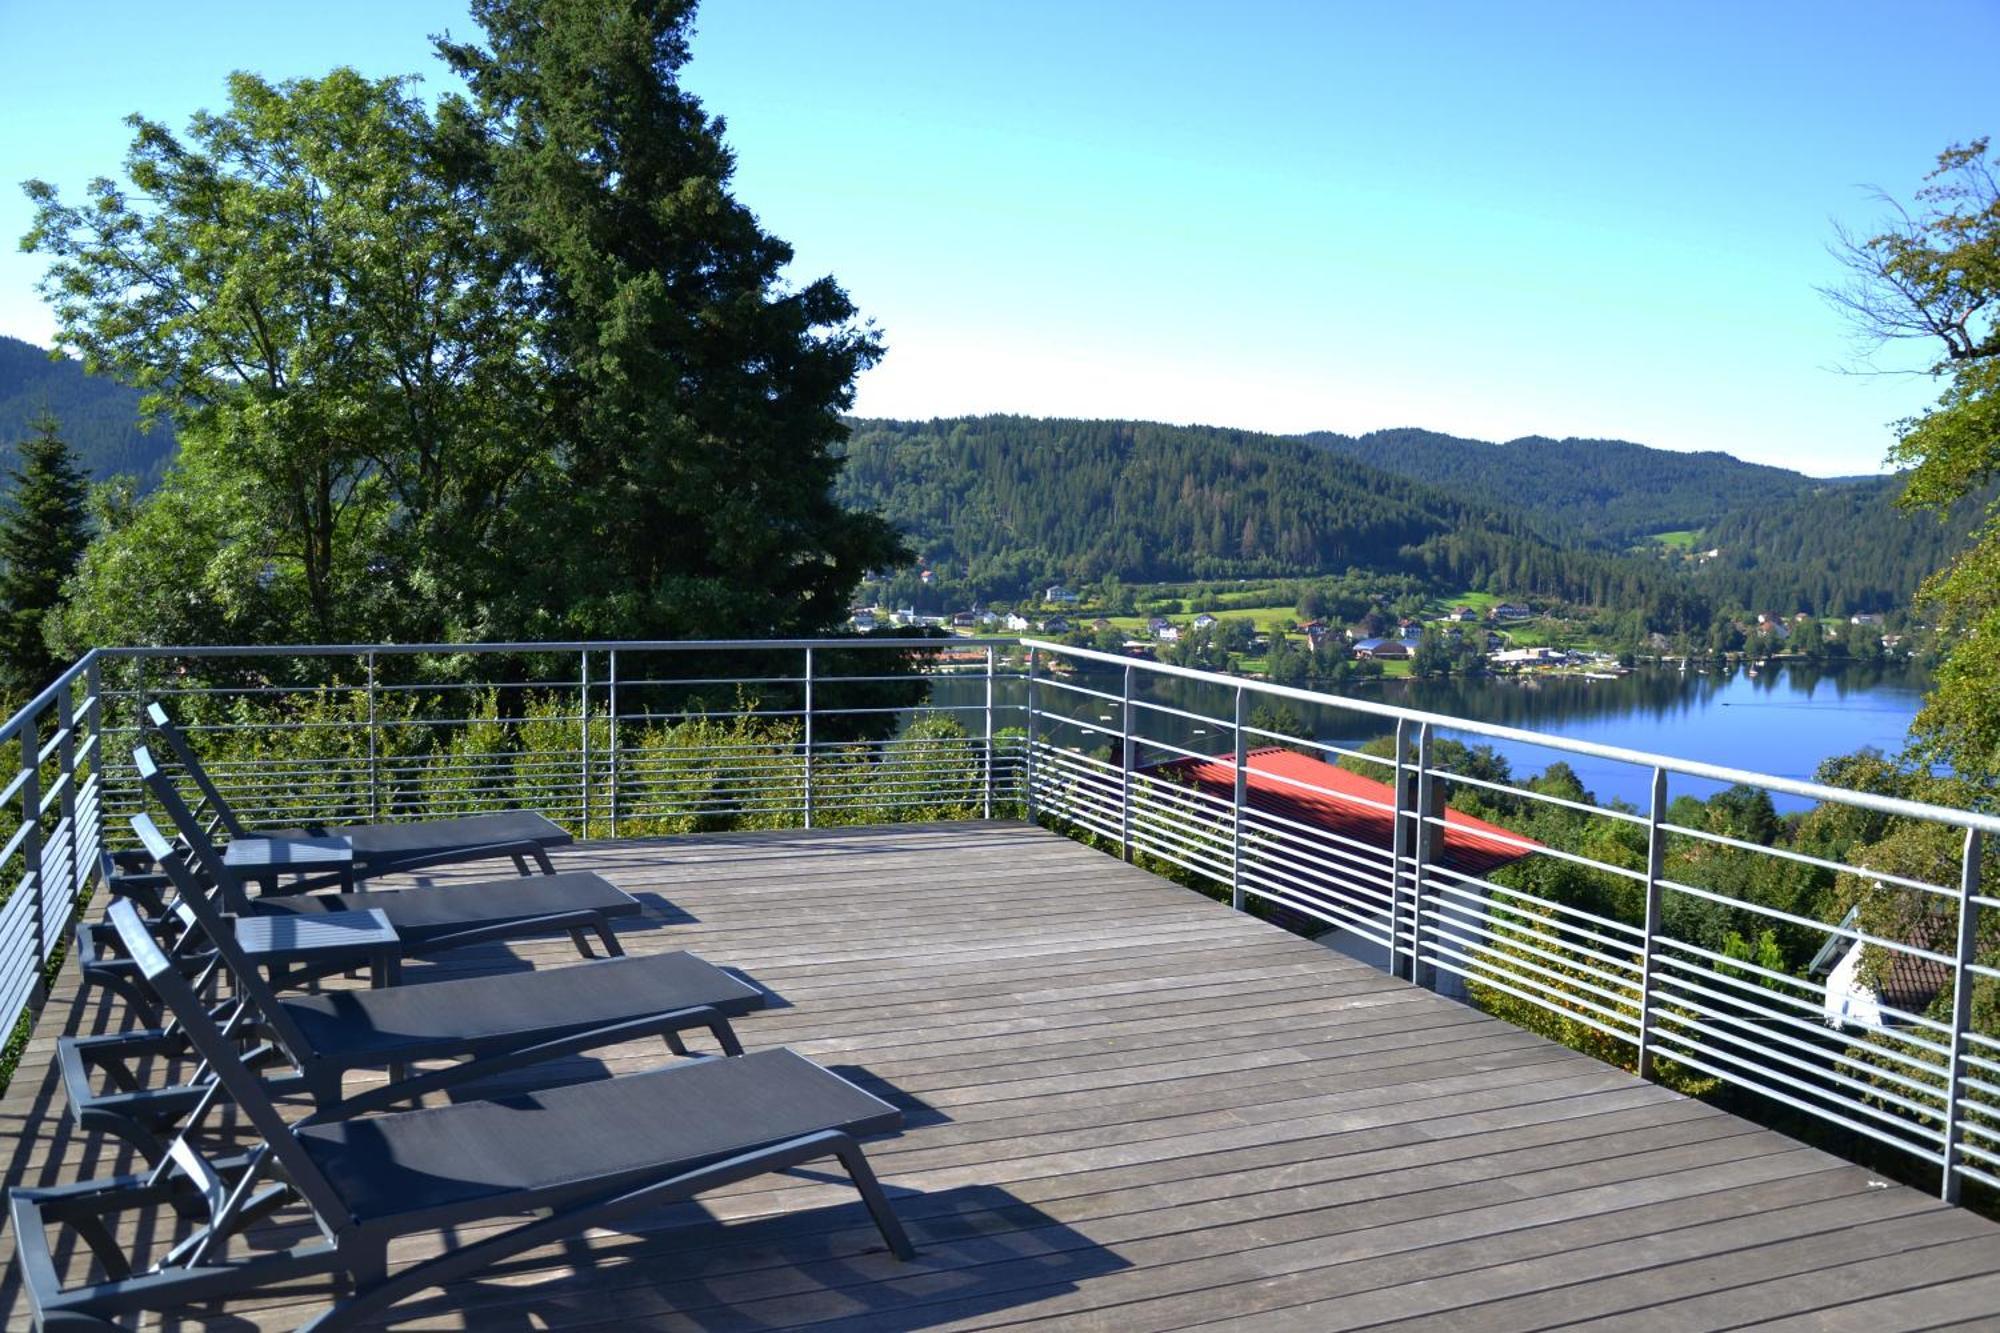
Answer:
[
  {"left": 14, "top": 898, "right": 912, "bottom": 1332},
  {"left": 63, "top": 814, "right": 764, "bottom": 1159},
  {"left": 144, "top": 700, "right": 573, "bottom": 878},
  {"left": 69, "top": 747, "right": 639, "bottom": 1032},
  {"left": 138, "top": 744, "right": 638, "bottom": 958}
]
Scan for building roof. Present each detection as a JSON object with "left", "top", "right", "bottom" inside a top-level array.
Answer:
[{"left": 1149, "top": 747, "right": 1541, "bottom": 879}]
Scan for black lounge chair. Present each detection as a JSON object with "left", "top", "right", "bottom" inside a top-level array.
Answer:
[
  {"left": 63, "top": 813, "right": 763, "bottom": 1158},
  {"left": 144, "top": 700, "right": 573, "bottom": 879},
  {"left": 138, "top": 744, "right": 638, "bottom": 961},
  {"left": 68, "top": 747, "right": 635, "bottom": 1033},
  {"left": 13, "top": 899, "right": 912, "bottom": 1332}
]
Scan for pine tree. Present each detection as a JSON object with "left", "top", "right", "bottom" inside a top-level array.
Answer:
[
  {"left": 439, "top": 0, "right": 904, "bottom": 639},
  {"left": 0, "top": 413, "right": 91, "bottom": 696}
]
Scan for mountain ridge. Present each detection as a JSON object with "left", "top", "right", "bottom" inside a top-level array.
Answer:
[{"left": 0, "top": 336, "right": 176, "bottom": 484}]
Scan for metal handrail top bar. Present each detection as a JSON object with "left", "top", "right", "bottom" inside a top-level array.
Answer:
[
  {"left": 1022, "top": 638, "right": 2000, "bottom": 837},
  {"left": 95, "top": 637, "right": 1020, "bottom": 659}
]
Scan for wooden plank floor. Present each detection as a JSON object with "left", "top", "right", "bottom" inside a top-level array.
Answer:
[{"left": 2, "top": 819, "right": 1997, "bottom": 1330}]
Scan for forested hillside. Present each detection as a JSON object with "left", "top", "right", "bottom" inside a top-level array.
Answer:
[
  {"left": 837, "top": 416, "right": 1697, "bottom": 612},
  {"left": 1302, "top": 427, "right": 1836, "bottom": 545},
  {"left": 836, "top": 416, "right": 1547, "bottom": 591},
  {"left": 1695, "top": 475, "right": 1990, "bottom": 614},
  {"left": 842, "top": 415, "right": 1957, "bottom": 618},
  {"left": 0, "top": 337, "right": 175, "bottom": 483}
]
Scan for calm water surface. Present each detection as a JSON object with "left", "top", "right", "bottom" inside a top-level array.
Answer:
[
  {"left": 1346, "top": 663, "right": 1930, "bottom": 809},
  {"left": 935, "top": 661, "right": 1932, "bottom": 813}
]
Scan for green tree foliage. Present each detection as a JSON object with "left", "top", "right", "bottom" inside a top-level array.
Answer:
[
  {"left": 437, "top": 0, "right": 903, "bottom": 640},
  {"left": 24, "top": 69, "right": 535, "bottom": 646},
  {"left": 24, "top": 1, "right": 898, "bottom": 653},
  {"left": 0, "top": 413, "right": 90, "bottom": 695},
  {"left": 1828, "top": 139, "right": 2000, "bottom": 783}
]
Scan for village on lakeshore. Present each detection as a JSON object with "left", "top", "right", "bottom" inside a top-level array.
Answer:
[{"left": 847, "top": 572, "right": 1924, "bottom": 684}]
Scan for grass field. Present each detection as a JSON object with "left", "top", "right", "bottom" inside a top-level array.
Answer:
[{"left": 1643, "top": 529, "right": 1701, "bottom": 550}]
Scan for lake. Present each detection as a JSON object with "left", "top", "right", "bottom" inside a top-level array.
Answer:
[
  {"left": 926, "top": 660, "right": 1931, "bottom": 813},
  {"left": 1346, "top": 662, "right": 1930, "bottom": 810}
]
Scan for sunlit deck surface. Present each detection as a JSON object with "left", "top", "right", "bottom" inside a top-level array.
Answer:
[{"left": 5, "top": 820, "right": 2000, "bottom": 1330}]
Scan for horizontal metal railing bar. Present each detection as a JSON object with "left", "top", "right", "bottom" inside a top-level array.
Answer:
[
  {"left": 1024, "top": 639, "right": 2000, "bottom": 837},
  {"left": 1234, "top": 759, "right": 1400, "bottom": 817},
  {"left": 1649, "top": 979, "right": 1951, "bottom": 1103},
  {"left": 1423, "top": 862, "right": 1647, "bottom": 945},
  {"left": 1019, "top": 674, "right": 1130, "bottom": 709},
  {"left": 1123, "top": 692, "right": 1241, "bottom": 735},
  {"left": 103, "top": 637, "right": 1017, "bottom": 658},
  {"left": 1423, "top": 889, "right": 1642, "bottom": 978},
  {"left": 1661, "top": 821, "right": 1958, "bottom": 900},
  {"left": 1419, "top": 913, "right": 1642, "bottom": 1007},
  {"left": 1422, "top": 946, "right": 1638, "bottom": 1041},
  {"left": 1423, "top": 765, "right": 1651, "bottom": 827},
  {"left": 1654, "top": 1012, "right": 1948, "bottom": 1135},
  {"left": 1649, "top": 1037, "right": 1946, "bottom": 1161},
  {"left": 1656, "top": 875, "right": 1961, "bottom": 967}
]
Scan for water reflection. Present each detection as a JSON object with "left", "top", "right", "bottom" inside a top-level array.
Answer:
[{"left": 928, "top": 660, "right": 1930, "bottom": 814}]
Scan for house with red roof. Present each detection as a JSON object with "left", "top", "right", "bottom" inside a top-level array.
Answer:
[{"left": 1146, "top": 746, "right": 1541, "bottom": 996}]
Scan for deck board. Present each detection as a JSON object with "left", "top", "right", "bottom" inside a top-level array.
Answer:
[{"left": 1, "top": 819, "right": 1995, "bottom": 1330}]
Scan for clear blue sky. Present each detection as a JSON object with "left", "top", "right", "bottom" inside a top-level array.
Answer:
[{"left": 1, "top": 1, "right": 1992, "bottom": 474}]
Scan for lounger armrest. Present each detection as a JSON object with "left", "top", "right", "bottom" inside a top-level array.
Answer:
[
  {"left": 365, "top": 837, "right": 556, "bottom": 878},
  {"left": 299, "top": 1007, "right": 745, "bottom": 1124},
  {"left": 103, "top": 870, "right": 173, "bottom": 918},
  {"left": 399, "top": 908, "right": 611, "bottom": 955}
]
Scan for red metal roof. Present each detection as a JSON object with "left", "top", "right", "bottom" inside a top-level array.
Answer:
[{"left": 1153, "top": 746, "right": 1541, "bottom": 879}]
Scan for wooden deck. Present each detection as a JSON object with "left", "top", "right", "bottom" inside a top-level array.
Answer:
[{"left": 4, "top": 820, "right": 1999, "bottom": 1330}]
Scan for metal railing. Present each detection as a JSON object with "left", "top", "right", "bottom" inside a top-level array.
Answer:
[
  {"left": 1016, "top": 639, "right": 2000, "bottom": 1205},
  {"left": 0, "top": 654, "right": 106, "bottom": 1049},
  {"left": 3, "top": 633, "right": 1998, "bottom": 1206}
]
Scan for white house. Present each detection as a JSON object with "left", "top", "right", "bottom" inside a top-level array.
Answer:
[
  {"left": 1192, "top": 613, "right": 1218, "bottom": 630},
  {"left": 1004, "top": 612, "right": 1031, "bottom": 632}
]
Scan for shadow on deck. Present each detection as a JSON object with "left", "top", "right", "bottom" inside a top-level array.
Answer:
[{"left": 3, "top": 820, "right": 1998, "bottom": 1330}]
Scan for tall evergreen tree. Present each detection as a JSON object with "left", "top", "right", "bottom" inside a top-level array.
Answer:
[
  {"left": 0, "top": 412, "right": 90, "bottom": 695},
  {"left": 438, "top": 0, "right": 904, "bottom": 640}
]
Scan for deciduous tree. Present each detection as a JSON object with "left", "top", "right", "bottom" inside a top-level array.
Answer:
[{"left": 1828, "top": 139, "right": 2000, "bottom": 783}]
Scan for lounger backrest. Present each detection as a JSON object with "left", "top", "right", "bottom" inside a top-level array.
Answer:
[
  {"left": 127, "top": 812, "right": 321, "bottom": 1070},
  {"left": 104, "top": 896, "right": 353, "bottom": 1228},
  {"left": 143, "top": 701, "right": 250, "bottom": 839},
  {"left": 134, "top": 745, "right": 257, "bottom": 915}
]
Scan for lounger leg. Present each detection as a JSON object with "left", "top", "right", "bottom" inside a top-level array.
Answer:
[
  {"left": 301, "top": 1130, "right": 914, "bottom": 1331},
  {"left": 834, "top": 1141, "right": 917, "bottom": 1261}
]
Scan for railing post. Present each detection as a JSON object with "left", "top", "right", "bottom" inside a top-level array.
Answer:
[
  {"left": 575, "top": 649, "right": 591, "bottom": 837},
  {"left": 802, "top": 647, "right": 815, "bottom": 829},
  {"left": 982, "top": 645, "right": 996, "bottom": 821},
  {"left": 1389, "top": 718, "right": 1412, "bottom": 979},
  {"left": 55, "top": 681, "right": 78, "bottom": 909},
  {"left": 1119, "top": 663, "right": 1136, "bottom": 862},
  {"left": 1637, "top": 766, "right": 1667, "bottom": 1079},
  {"left": 85, "top": 654, "right": 104, "bottom": 878},
  {"left": 1024, "top": 648, "right": 1039, "bottom": 821},
  {"left": 608, "top": 649, "right": 621, "bottom": 838},
  {"left": 19, "top": 710, "right": 44, "bottom": 999},
  {"left": 365, "top": 650, "right": 379, "bottom": 822},
  {"left": 1941, "top": 828, "right": 1982, "bottom": 1204},
  {"left": 1410, "top": 723, "right": 1436, "bottom": 990},
  {"left": 1230, "top": 685, "right": 1248, "bottom": 911}
]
